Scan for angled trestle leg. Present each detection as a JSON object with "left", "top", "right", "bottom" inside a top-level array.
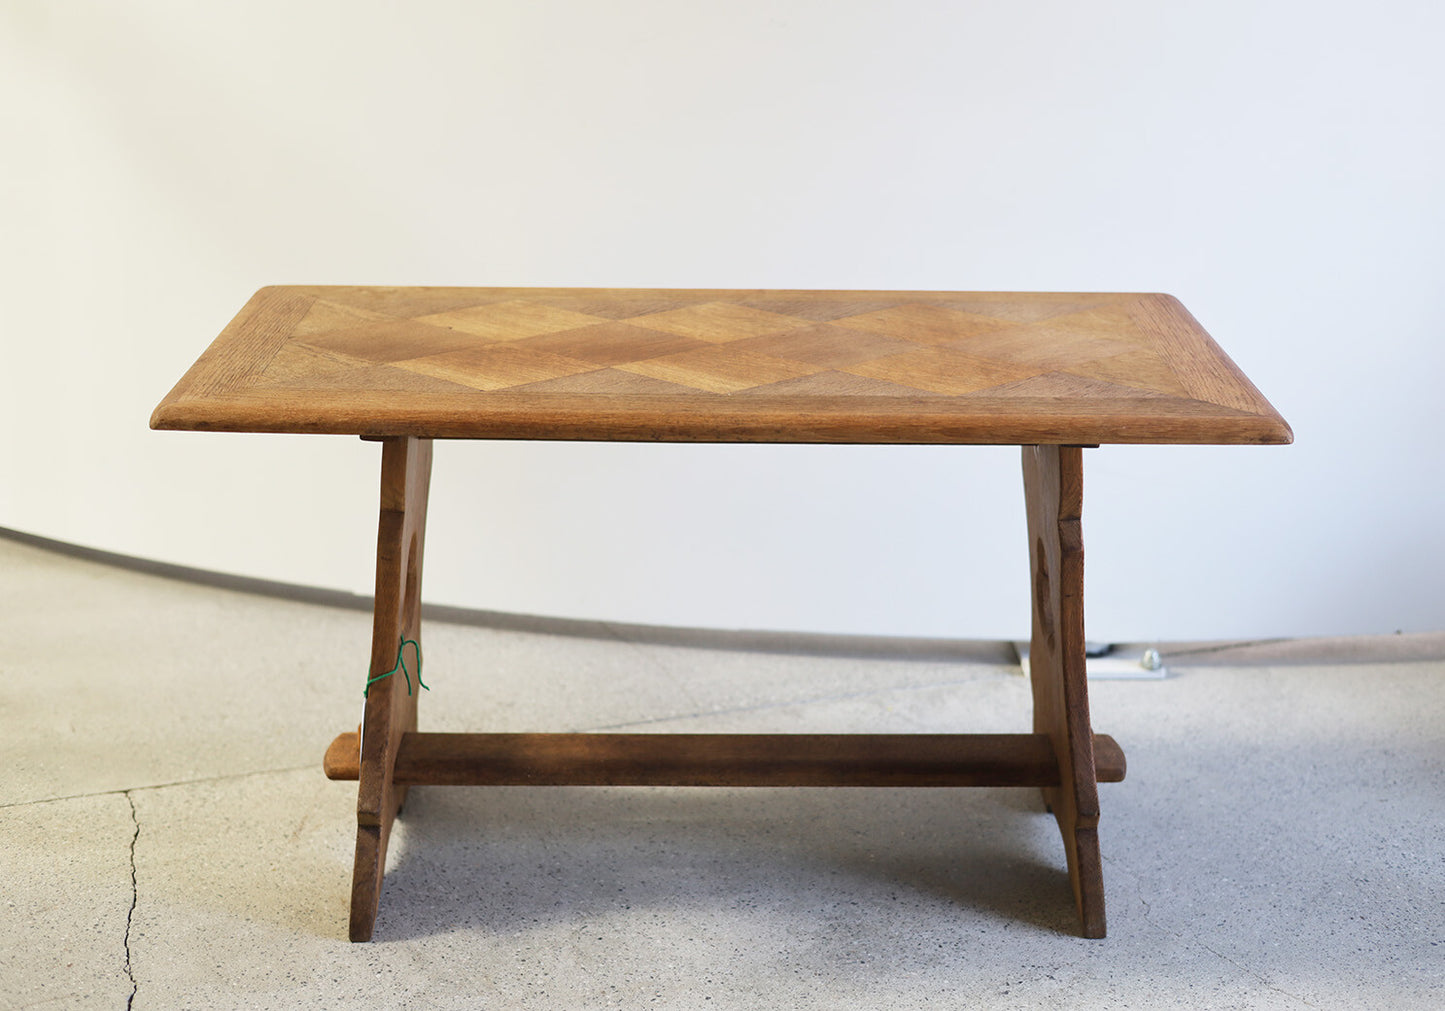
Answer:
[
  {"left": 336, "top": 438, "right": 1112, "bottom": 940},
  {"left": 349, "top": 436, "right": 432, "bottom": 942},
  {"left": 1022, "top": 444, "right": 1108, "bottom": 938}
]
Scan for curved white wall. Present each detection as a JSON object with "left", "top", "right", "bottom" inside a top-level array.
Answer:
[{"left": 3, "top": 1, "right": 1442, "bottom": 639}]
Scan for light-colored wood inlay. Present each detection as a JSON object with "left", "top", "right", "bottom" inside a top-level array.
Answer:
[
  {"left": 843, "top": 347, "right": 1040, "bottom": 395},
  {"left": 938, "top": 294, "right": 1127, "bottom": 324},
  {"left": 628, "top": 301, "right": 807, "bottom": 342},
  {"left": 729, "top": 323, "right": 920, "bottom": 368},
  {"left": 258, "top": 343, "right": 481, "bottom": 395},
  {"left": 298, "top": 318, "right": 486, "bottom": 362},
  {"left": 1063, "top": 348, "right": 1189, "bottom": 398},
  {"left": 505, "top": 368, "right": 706, "bottom": 396},
  {"left": 524, "top": 292, "right": 707, "bottom": 320},
  {"left": 617, "top": 345, "right": 819, "bottom": 394},
  {"left": 731, "top": 297, "right": 907, "bottom": 322},
  {"left": 394, "top": 345, "right": 602, "bottom": 391},
  {"left": 259, "top": 340, "right": 376, "bottom": 383},
  {"left": 304, "top": 286, "right": 512, "bottom": 318},
  {"left": 834, "top": 303, "right": 1015, "bottom": 344},
  {"left": 152, "top": 286, "right": 1293, "bottom": 445},
  {"left": 944, "top": 308, "right": 1148, "bottom": 368},
  {"left": 415, "top": 300, "right": 607, "bottom": 341},
  {"left": 735, "top": 370, "right": 932, "bottom": 398},
  {"left": 292, "top": 299, "right": 395, "bottom": 337},
  {"left": 511, "top": 321, "right": 709, "bottom": 366}
]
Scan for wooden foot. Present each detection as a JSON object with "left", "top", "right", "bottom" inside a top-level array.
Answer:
[
  {"left": 349, "top": 436, "right": 432, "bottom": 942},
  {"left": 1023, "top": 445, "right": 1108, "bottom": 939}
]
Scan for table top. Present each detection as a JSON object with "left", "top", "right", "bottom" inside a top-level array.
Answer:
[{"left": 151, "top": 286, "right": 1290, "bottom": 445}]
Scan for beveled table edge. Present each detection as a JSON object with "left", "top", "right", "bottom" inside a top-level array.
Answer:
[{"left": 151, "top": 286, "right": 1293, "bottom": 446}]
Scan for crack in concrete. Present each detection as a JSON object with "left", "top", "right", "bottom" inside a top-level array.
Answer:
[
  {"left": 587, "top": 670, "right": 1017, "bottom": 732},
  {"left": 1133, "top": 882, "right": 1318, "bottom": 1008},
  {"left": 1193, "top": 938, "right": 1320, "bottom": 1009},
  {"left": 123, "top": 791, "right": 139, "bottom": 1010},
  {"left": 0, "top": 763, "right": 320, "bottom": 811}
]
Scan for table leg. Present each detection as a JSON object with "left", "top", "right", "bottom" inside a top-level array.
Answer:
[
  {"left": 350, "top": 436, "right": 432, "bottom": 942},
  {"left": 1022, "top": 445, "right": 1107, "bottom": 938},
  {"left": 332, "top": 439, "right": 1113, "bottom": 939}
]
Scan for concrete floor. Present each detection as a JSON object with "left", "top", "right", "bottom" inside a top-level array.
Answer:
[{"left": 2, "top": 533, "right": 1443, "bottom": 1009}]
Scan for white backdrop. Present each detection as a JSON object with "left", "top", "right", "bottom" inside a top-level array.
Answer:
[{"left": 3, "top": 1, "right": 1441, "bottom": 639}]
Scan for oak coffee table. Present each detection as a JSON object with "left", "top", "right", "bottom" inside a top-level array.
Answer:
[{"left": 152, "top": 286, "right": 1290, "bottom": 941}]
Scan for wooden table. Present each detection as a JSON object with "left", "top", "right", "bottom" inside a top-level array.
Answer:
[{"left": 152, "top": 286, "right": 1290, "bottom": 941}]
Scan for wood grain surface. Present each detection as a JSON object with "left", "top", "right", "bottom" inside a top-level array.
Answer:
[
  {"left": 321, "top": 730, "right": 1128, "bottom": 787},
  {"left": 1023, "top": 444, "right": 1107, "bottom": 938},
  {"left": 152, "top": 287, "right": 1291, "bottom": 445},
  {"left": 349, "top": 436, "right": 431, "bottom": 943}
]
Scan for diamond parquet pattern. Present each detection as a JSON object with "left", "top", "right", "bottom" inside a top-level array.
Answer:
[{"left": 153, "top": 287, "right": 1292, "bottom": 445}]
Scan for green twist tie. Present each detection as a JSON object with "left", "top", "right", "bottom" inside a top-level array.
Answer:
[{"left": 364, "top": 638, "right": 427, "bottom": 698}]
